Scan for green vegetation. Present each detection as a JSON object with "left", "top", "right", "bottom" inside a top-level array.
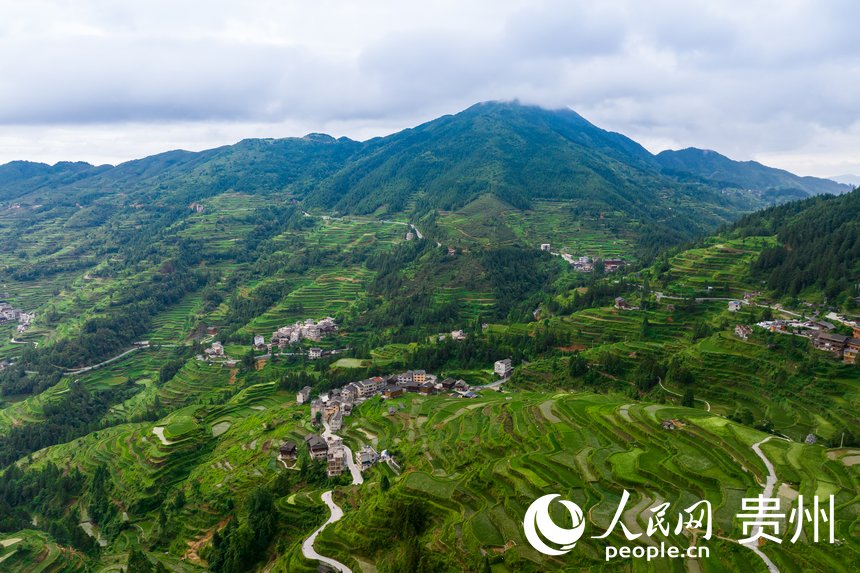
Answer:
[{"left": 0, "top": 102, "right": 856, "bottom": 572}]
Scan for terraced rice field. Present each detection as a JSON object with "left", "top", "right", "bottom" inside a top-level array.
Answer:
[
  {"left": 315, "top": 392, "right": 860, "bottom": 572},
  {"left": 242, "top": 269, "right": 371, "bottom": 335}
]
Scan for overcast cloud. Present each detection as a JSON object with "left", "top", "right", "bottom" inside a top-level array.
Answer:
[{"left": 0, "top": 0, "right": 858, "bottom": 177}]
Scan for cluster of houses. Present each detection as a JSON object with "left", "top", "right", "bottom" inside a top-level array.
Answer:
[
  {"left": 264, "top": 317, "right": 338, "bottom": 350},
  {"left": 0, "top": 302, "right": 34, "bottom": 334},
  {"left": 614, "top": 297, "right": 640, "bottom": 311},
  {"left": 544, "top": 245, "right": 625, "bottom": 274},
  {"left": 736, "top": 317, "right": 860, "bottom": 365},
  {"left": 199, "top": 341, "right": 238, "bottom": 366},
  {"left": 438, "top": 329, "right": 467, "bottom": 342},
  {"left": 278, "top": 434, "right": 382, "bottom": 478}
]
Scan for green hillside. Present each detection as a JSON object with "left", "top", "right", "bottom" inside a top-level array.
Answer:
[{"left": 0, "top": 103, "right": 857, "bottom": 572}]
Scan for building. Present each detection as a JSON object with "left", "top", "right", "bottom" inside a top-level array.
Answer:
[
  {"left": 412, "top": 370, "right": 427, "bottom": 383},
  {"left": 329, "top": 410, "right": 344, "bottom": 432},
  {"left": 494, "top": 358, "right": 513, "bottom": 378},
  {"left": 309, "top": 348, "right": 323, "bottom": 360},
  {"left": 396, "top": 371, "right": 413, "bottom": 385},
  {"left": 204, "top": 341, "right": 225, "bottom": 358},
  {"left": 735, "top": 325, "right": 753, "bottom": 340},
  {"left": 604, "top": 259, "right": 625, "bottom": 272},
  {"left": 439, "top": 377, "right": 457, "bottom": 391},
  {"left": 812, "top": 332, "right": 850, "bottom": 357},
  {"left": 728, "top": 300, "right": 742, "bottom": 312},
  {"left": 614, "top": 297, "right": 629, "bottom": 310},
  {"left": 450, "top": 329, "right": 466, "bottom": 341},
  {"left": 357, "top": 445, "right": 378, "bottom": 470},
  {"left": 356, "top": 377, "right": 383, "bottom": 398},
  {"left": 419, "top": 382, "right": 436, "bottom": 396},
  {"left": 540, "top": 243, "right": 551, "bottom": 251},
  {"left": 384, "top": 385, "right": 404, "bottom": 399},
  {"left": 253, "top": 335, "right": 266, "bottom": 348},
  {"left": 327, "top": 445, "right": 346, "bottom": 477},
  {"left": 279, "top": 441, "right": 297, "bottom": 462},
  {"left": 406, "top": 231, "right": 415, "bottom": 241},
  {"left": 310, "top": 398, "right": 324, "bottom": 421},
  {"left": 342, "top": 382, "right": 360, "bottom": 402},
  {"left": 844, "top": 337, "right": 860, "bottom": 365},
  {"left": 296, "top": 386, "right": 312, "bottom": 405},
  {"left": 305, "top": 434, "right": 329, "bottom": 460}
]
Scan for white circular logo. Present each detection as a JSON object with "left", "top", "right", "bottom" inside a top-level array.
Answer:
[{"left": 523, "top": 494, "right": 586, "bottom": 555}]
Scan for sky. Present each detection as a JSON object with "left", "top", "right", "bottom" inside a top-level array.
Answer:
[{"left": 1, "top": 0, "right": 859, "bottom": 177}]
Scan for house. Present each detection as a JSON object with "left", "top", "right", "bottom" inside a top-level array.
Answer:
[
  {"left": 844, "top": 337, "right": 860, "bottom": 365},
  {"left": 614, "top": 297, "right": 629, "bottom": 310},
  {"left": 342, "top": 382, "right": 360, "bottom": 402},
  {"left": 412, "top": 370, "right": 427, "bottom": 383},
  {"left": 406, "top": 231, "right": 415, "bottom": 241},
  {"left": 419, "top": 382, "right": 436, "bottom": 396},
  {"left": 397, "top": 371, "right": 413, "bottom": 385},
  {"left": 325, "top": 400, "right": 341, "bottom": 419},
  {"left": 310, "top": 398, "right": 324, "bottom": 421},
  {"left": 309, "top": 348, "right": 323, "bottom": 360},
  {"left": 604, "top": 259, "right": 625, "bottom": 272},
  {"left": 305, "top": 434, "right": 329, "bottom": 460},
  {"left": 204, "top": 341, "right": 225, "bottom": 358},
  {"left": 661, "top": 420, "right": 676, "bottom": 430},
  {"left": 356, "top": 377, "right": 383, "bottom": 398},
  {"left": 735, "top": 325, "right": 753, "bottom": 340},
  {"left": 279, "top": 441, "right": 297, "bottom": 462},
  {"left": 454, "top": 379, "right": 469, "bottom": 391},
  {"left": 812, "top": 332, "right": 850, "bottom": 357},
  {"left": 189, "top": 202, "right": 205, "bottom": 213},
  {"left": 329, "top": 410, "right": 344, "bottom": 432},
  {"left": 403, "top": 380, "right": 421, "bottom": 394},
  {"left": 540, "top": 243, "right": 551, "bottom": 251},
  {"left": 447, "top": 246, "right": 456, "bottom": 256},
  {"left": 438, "top": 377, "right": 457, "bottom": 391},
  {"left": 450, "top": 330, "right": 466, "bottom": 341},
  {"left": 327, "top": 445, "right": 345, "bottom": 476},
  {"left": 296, "top": 386, "right": 312, "bottom": 405},
  {"left": 253, "top": 335, "right": 266, "bottom": 349},
  {"left": 494, "top": 358, "right": 513, "bottom": 378},
  {"left": 728, "top": 300, "right": 742, "bottom": 312},
  {"left": 384, "top": 385, "right": 404, "bottom": 399},
  {"left": 357, "top": 445, "right": 378, "bottom": 470}
]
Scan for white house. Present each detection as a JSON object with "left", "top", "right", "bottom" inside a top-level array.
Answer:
[
  {"left": 494, "top": 358, "right": 513, "bottom": 378},
  {"left": 728, "top": 300, "right": 742, "bottom": 312}
]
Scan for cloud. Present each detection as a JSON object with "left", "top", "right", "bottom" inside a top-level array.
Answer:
[{"left": 0, "top": 0, "right": 858, "bottom": 176}]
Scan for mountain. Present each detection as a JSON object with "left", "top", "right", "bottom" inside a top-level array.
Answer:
[
  {"left": 656, "top": 147, "right": 850, "bottom": 201},
  {"left": 829, "top": 174, "right": 860, "bottom": 187},
  {"left": 732, "top": 187, "right": 860, "bottom": 303},
  {"left": 0, "top": 101, "right": 839, "bottom": 257}
]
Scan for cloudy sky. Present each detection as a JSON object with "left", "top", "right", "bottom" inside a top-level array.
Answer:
[{"left": 1, "top": 0, "right": 858, "bottom": 177}]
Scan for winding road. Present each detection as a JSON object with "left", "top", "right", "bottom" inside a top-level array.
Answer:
[
  {"left": 301, "top": 420, "right": 363, "bottom": 572},
  {"left": 301, "top": 491, "right": 351, "bottom": 573},
  {"left": 739, "top": 436, "right": 782, "bottom": 573},
  {"left": 658, "top": 379, "right": 711, "bottom": 412}
]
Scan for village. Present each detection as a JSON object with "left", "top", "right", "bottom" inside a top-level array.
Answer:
[
  {"left": 540, "top": 243, "right": 625, "bottom": 273},
  {"left": 0, "top": 301, "right": 35, "bottom": 335},
  {"left": 738, "top": 319, "right": 860, "bottom": 365},
  {"left": 279, "top": 358, "right": 514, "bottom": 478},
  {"left": 198, "top": 317, "right": 341, "bottom": 365}
]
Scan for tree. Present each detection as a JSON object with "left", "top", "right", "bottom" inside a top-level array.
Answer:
[
  {"left": 380, "top": 474, "right": 391, "bottom": 492},
  {"left": 681, "top": 389, "right": 695, "bottom": 408},
  {"left": 127, "top": 548, "right": 154, "bottom": 573},
  {"left": 568, "top": 352, "right": 588, "bottom": 377}
]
